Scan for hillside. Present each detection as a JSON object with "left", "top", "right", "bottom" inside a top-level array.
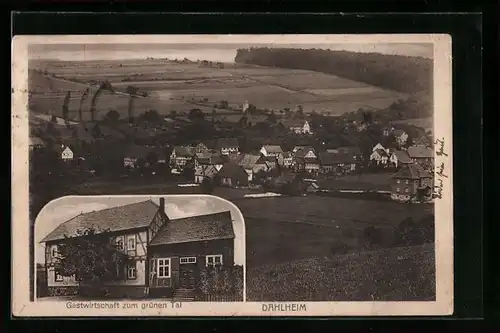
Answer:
[
  {"left": 235, "top": 48, "right": 433, "bottom": 94},
  {"left": 246, "top": 243, "right": 435, "bottom": 301}
]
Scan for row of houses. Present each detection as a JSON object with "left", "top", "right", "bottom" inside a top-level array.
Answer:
[
  {"left": 369, "top": 143, "right": 434, "bottom": 170},
  {"left": 40, "top": 197, "right": 238, "bottom": 299}
]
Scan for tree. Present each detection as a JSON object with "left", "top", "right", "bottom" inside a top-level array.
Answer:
[
  {"left": 188, "top": 108, "right": 205, "bottom": 121},
  {"left": 145, "top": 151, "right": 158, "bottom": 168},
  {"left": 105, "top": 110, "right": 120, "bottom": 122},
  {"left": 218, "top": 100, "right": 229, "bottom": 109},
  {"left": 200, "top": 178, "right": 214, "bottom": 194},
  {"left": 91, "top": 123, "right": 102, "bottom": 139},
  {"left": 169, "top": 110, "right": 178, "bottom": 118},
  {"left": 143, "top": 109, "right": 161, "bottom": 123},
  {"left": 55, "top": 228, "right": 129, "bottom": 296}
]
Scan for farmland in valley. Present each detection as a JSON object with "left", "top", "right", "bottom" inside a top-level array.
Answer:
[{"left": 28, "top": 59, "right": 409, "bottom": 120}]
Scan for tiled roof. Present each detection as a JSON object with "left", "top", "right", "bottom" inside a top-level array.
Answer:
[
  {"left": 282, "top": 152, "right": 293, "bottom": 158},
  {"left": 295, "top": 147, "right": 316, "bottom": 159},
  {"left": 41, "top": 200, "right": 160, "bottom": 243},
  {"left": 29, "top": 136, "right": 45, "bottom": 146},
  {"left": 215, "top": 138, "right": 239, "bottom": 149},
  {"left": 237, "top": 154, "right": 261, "bottom": 169},
  {"left": 262, "top": 145, "right": 283, "bottom": 154},
  {"left": 319, "top": 152, "right": 355, "bottom": 165},
  {"left": 407, "top": 145, "right": 433, "bottom": 158},
  {"left": 374, "top": 149, "right": 389, "bottom": 157},
  {"left": 173, "top": 146, "right": 195, "bottom": 157},
  {"left": 392, "top": 129, "right": 407, "bottom": 137},
  {"left": 391, "top": 150, "right": 412, "bottom": 164},
  {"left": 227, "top": 153, "right": 245, "bottom": 165},
  {"left": 218, "top": 163, "right": 248, "bottom": 178},
  {"left": 391, "top": 164, "right": 432, "bottom": 180},
  {"left": 125, "top": 145, "right": 152, "bottom": 159},
  {"left": 149, "top": 211, "right": 235, "bottom": 246},
  {"left": 281, "top": 119, "right": 307, "bottom": 128}
]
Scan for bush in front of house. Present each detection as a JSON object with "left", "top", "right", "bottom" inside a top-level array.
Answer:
[
  {"left": 392, "top": 216, "right": 435, "bottom": 247},
  {"left": 197, "top": 265, "right": 244, "bottom": 301}
]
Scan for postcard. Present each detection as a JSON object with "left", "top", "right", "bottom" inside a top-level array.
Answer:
[{"left": 12, "top": 34, "right": 453, "bottom": 316}]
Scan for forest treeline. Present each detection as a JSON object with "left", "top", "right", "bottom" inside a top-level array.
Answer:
[{"left": 234, "top": 48, "right": 433, "bottom": 94}]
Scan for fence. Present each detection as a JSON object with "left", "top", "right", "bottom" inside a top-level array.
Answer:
[{"left": 197, "top": 294, "right": 242, "bottom": 302}]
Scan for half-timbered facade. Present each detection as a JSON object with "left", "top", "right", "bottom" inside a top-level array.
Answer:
[{"left": 40, "top": 198, "right": 235, "bottom": 299}]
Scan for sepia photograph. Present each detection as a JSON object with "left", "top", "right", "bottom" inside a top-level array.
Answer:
[
  {"left": 35, "top": 195, "right": 245, "bottom": 302},
  {"left": 12, "top": 34, "right": 453, "bottom": 316}
]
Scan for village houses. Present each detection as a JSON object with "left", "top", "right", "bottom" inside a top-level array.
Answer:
[
  {"left": 369, "top": 143, "right": 390, "bottom": 166},
  {"left": 319, "top": 152, "right": 357, "bottom": 175},
  {"left": 217, "top": 163, "right": 249, "bottom": 187},
  {"left": 260, "top": 144, "right": 284, "bottom": 158},
  {"left": 216, "top": 138, "right": 239, "bottom": 156},
  {"left": 193, "top": 152, "right": 225, "bottom": 184},
  {"left": 389, "top": 150, "right": 413, "bottom": 169},
  {"left": 293, "top": 147, "right": 320, "bottom": 174},
  {"left": 169, "top": 146, "right": 195, "bottom": 170},
  {"left": 407, "top": 145, "right": 434, "bottom": 170},
  {"left": 390, "top": 164, "right": 433, "bottom": 203},
  {"left": 29, "top": 136, "right": 45, "bottom": 151},
  {"left": 282, "top": 119, "right": 313, "bottom": 135},
  {"left": 40, "top": 198, "right": 236, "bottom": 299}
]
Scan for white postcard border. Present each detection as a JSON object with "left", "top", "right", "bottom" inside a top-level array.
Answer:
[{"left": 12, "top": 34, "right": 453, "bottom": 317}]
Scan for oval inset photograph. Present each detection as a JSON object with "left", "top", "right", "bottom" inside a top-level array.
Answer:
[{"left": 35, "top": 195, "right": 245, "bottom": 302}]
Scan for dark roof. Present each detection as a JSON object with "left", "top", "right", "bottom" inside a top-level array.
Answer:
[
  {"left": 281, "top": 119, "right": 308, "bottom": 128},
  {"left": 218, "top": 163, "right": 248, "bottom": 179},
  {"left": 261, "top": 145, "right": 283, "bottom": 154},
  {"left": 29, "top": 136, "right": 45, "bottom": 146},
  {"left": 41, "top": 200, "right": 160, "bottom": 243},
  {"left": 216, "top": 138, "right": 239, "bottom": 149},
  {"left": 326, "top": 146, "right": 361, "bottom": 156},
  {"left": 295, "top": 147, "right": 316, "bottom": 159},
  {"left": 149, "top": 211, "right": 235, "bottom": 246},
  {"left": 227, "top": 153, "right": 245, "bottom": 165},
  {"left": 391, "top": 150, "right": 412, "bottom": 164},
  {"left": 319, "top": 152, "right": 355, "bottom": 165},
  {"left": 391, "top": 164, "right": 432, "bottom": 180},
  {"left": 173, "top": 146, "right": 195, "bottom": 157},
  {"left": 407, "top": 145, "right": 433, "bottom": 158},
  {"left": 125, "top": 145, "right": 152, "bottom": 159},
  {"left": 392, "top": 129, "right": 407, "bottom": 137},
  {"left": 237, "top": 154, "right": 261, "bottom": 169}
]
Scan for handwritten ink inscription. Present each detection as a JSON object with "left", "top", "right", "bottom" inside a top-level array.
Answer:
[{"left": 433, "top": 138, "right": 448, "bottom": 199}]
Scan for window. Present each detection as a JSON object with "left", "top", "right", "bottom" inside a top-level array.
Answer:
[
  {"left": 405, "top": 188, "right": 409, "bottom": 193},
  {"left": 405, "top": 180, "right": 409, "bottom": 184},
  {"left": 157, "top": 258, "right": 171, "bottom": 278},
  {"left": 55, "top": 270, "right": 63, "bottom": 282},
  {"left": 128, "top": 236, "right": 136, "bottom": 251},
  {"left": 180, "top": 257, "right": 197, "bottom": 264},
  {"left": 397, "top": 179, "right": 400, "bottom": 184},
  {"left": 396, "top": 188, "right": 400, "bottom": 193},
  {"left": 206, "top": 255, "right": 223, "bottom": 267},
  {"left": 126, "top": 263, "right": 137, "bottom": 280},
  {"left": 115, "top": 237, "right": 124, "bottom": 251},
  {"left": 51, "top": 245, "right": 58, "bottom": 258}
]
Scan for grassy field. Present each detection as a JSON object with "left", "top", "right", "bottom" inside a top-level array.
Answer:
[
  {"left": 246, "top": 243, "right": 435, "bottom": 301},
  {"left": 391, "top": 117, "right": 433, "bottom": 132},
  {"left": 28, "top": 59, "right": 408, "bottom": 119}
]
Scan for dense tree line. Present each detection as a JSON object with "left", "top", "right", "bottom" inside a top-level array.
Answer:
[{"left": 235, "top": 48, "right": 432, "bottom": 94}]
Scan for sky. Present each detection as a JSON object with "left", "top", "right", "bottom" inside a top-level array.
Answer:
[
  {"left": 28, "top": 42, "right": 433, "bottom": 62},
  {"left": 35, "top": 195, "right": 245, "bottom": 266}
]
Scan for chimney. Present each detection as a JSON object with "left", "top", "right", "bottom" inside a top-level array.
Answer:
[{"left": 159, "top": 197, "right": 165, "bottom": 213}]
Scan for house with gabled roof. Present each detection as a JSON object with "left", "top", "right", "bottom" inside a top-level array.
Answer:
[
  {"left": 319, "top": 152, "right": 357, "bottom": 174},
  {"left": 40, "top": 198, "right": 236, "bottom": 299},
  {"left": 215, "top": 138, "right": 239, "bottom": 156},
  {"left": 259, "top": 145, "right": 284, "bottom": 157},
  {"left": 281, "top": 119, "right": 313, "bottom": 135},
  {"left": 407, "top": 145, "right": 434, "bottom": 170},
  {"left": 390, "top": 164, "right": 433, "bottom": 202},
  {"left": 389, "top": 150, "right": 413, "bottom": 168},
  {"left": 169, "top": 146, "right": 195, "bottom": 170},
  {"left": 217, "top": 163, "right": 249, "bottom": 187},
  {"left": 369, "top": 143, "right": 390, "bottom": 166}
]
